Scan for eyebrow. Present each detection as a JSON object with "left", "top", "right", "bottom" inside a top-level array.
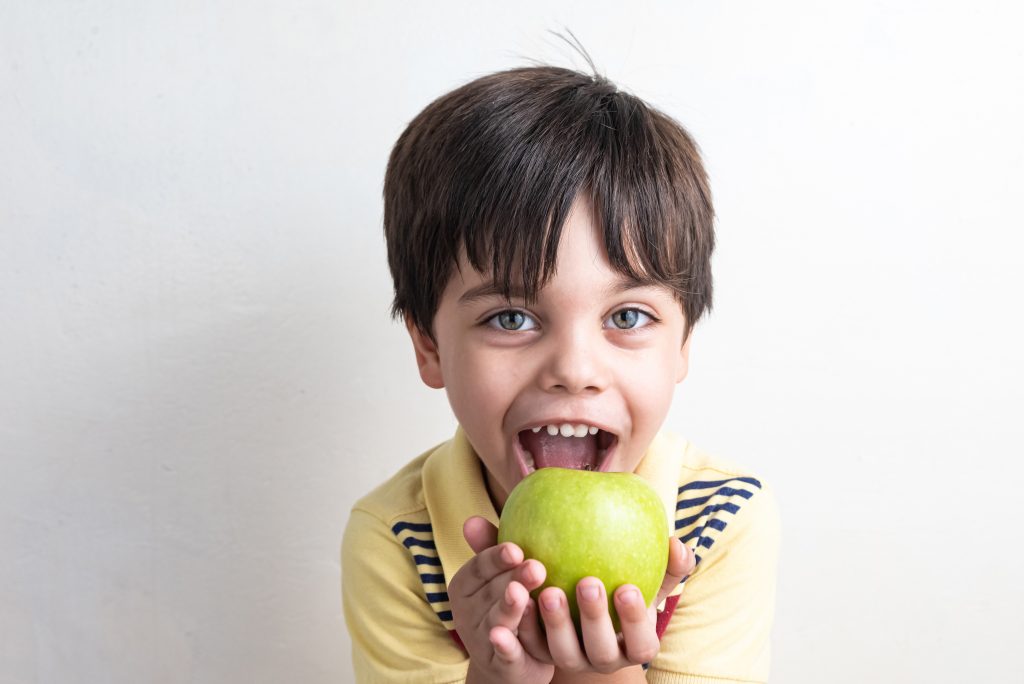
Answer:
[
  {"left": 606, "top": 274, "right": 656, "bottom": 296},
  {"left": 458, "top": 281, "right": 527, "bottom": 306},
  {"left": 457, "top": 274, "right": 657, "bottom": 306}
]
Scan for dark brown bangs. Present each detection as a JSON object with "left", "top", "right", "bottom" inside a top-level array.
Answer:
[
  {"left": 589, "top": 90, "right": 715, "bottom": 319},
  {"left": 384, "top": 66, "right": 715, "bottom": 341}
]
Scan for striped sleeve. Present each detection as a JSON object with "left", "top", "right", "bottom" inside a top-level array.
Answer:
[
  {"left": 674, "top": 476, "right": 764, "bottom": 567},
  {"left": 341, "top": 508, "right": 468, "bottom": 684},
  {"left": 390, "top": 520, "right": 456, "bottom": 631},
  {"left": 648, "top": 478, "right": 781, "bottom": 683}
]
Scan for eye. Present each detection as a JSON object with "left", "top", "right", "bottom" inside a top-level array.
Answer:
[
  {"left": 486, "top": 310, "right": 537, "bottom": 331},
  {"left": 605, "top": 308, "right": 654, "bottom": 330}
]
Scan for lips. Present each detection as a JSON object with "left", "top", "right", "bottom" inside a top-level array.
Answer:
[{"left": 516, "top": 423, "right": 618, "bottom": 474}]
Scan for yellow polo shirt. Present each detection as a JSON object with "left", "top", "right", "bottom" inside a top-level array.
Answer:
[{"left": 341, "top": 428, "right": 780, "bottom": 683}]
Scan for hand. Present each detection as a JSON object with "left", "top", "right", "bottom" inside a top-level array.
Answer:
[
  {"left": 448, "top": 516, "right": 554, "bottom": 684},
  {"left": 535, "top": 535, "right": 695, "bottom": 677}
]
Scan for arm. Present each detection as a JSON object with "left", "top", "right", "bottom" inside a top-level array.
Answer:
[
  {"left": 647, "top": 483, "right": 781, "bottom": 683},
  {"left": 342, "top": 508, "right": 469, "bottom": 683},
  {"left": 549, "top": 670, "right": 645, "bottom": 684}
]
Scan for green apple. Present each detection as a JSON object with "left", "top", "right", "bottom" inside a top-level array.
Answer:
[{"left": 496, "top": 467, "right": 669, "bottom": 633}]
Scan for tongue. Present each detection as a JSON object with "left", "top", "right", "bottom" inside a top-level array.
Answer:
[{"left": 519, "top": 430, "right": 599, "bottom": 470}]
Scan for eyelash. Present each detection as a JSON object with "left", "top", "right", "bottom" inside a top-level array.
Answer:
[{"left": 482, "top": 307, "right": 659, "bottom": 332}]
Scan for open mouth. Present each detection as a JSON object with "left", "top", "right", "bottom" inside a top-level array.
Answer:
[{"left": 515, "top": 423, "right": 618, "bottom": 475}]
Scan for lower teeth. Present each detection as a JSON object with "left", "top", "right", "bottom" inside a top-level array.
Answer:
[{"left": 523, "top": 451, "right": 535, "bottom": 473}]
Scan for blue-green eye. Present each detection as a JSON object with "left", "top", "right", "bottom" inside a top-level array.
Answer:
[
  {"left": 488, "top": 310, "right": 537, "bottom": 331},
  {"left": 606, "top": 308, "right": 653, "bottom": 330}
]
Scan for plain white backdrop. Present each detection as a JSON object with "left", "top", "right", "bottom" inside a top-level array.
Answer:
[{"left": 2, "top": 1, "right": 1023, "bottom": 682}]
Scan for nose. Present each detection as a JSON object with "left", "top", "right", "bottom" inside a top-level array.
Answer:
[{"left": 538, "top": 326, "right": 610, "bottom": 394}]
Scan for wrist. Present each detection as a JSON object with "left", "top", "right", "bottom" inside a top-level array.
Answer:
[
  {"left": 465, "top": 660, "right": 490, "bottom": 684},
  {"left": 549, "top": 664, "right": 647, "bottom": 683},
  {"left": 466, "top": 658, "right": 553, "bottom": 684},
  {"left": 465, "top": 660, "right": 505, "bottom": 684}
]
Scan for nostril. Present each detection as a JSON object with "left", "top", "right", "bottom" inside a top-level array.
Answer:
[{"left": 550, "top": 383, "right": 602, "bottom": 394}]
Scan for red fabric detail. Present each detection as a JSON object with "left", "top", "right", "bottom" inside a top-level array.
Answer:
[
  {"left": 656, "top": 594, "right": 680, "bottom": 640},
  {"left": 449, "top": 629, "right": 466, "bottom": 652}
]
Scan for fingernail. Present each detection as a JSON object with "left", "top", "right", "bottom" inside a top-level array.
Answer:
[
  {"left": 542, "top": 595, "right": 560, "bottom": 611},
  {"left": 621, "top": 587, "right": 640, "bottom": 604},
  {"left": 500, "top": 545, "right": 515, "bottom": 563},
  {"left": 580, "top": 583, "right": 600, "bottom": 602}
]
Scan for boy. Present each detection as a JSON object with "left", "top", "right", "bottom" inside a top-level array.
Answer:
[{"left": 342, "top": 64, "right": 780, "bottom": 683}]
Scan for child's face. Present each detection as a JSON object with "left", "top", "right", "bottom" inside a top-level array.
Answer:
[{"left": 408, "top": 197, "right": 691, "bottom": 510}]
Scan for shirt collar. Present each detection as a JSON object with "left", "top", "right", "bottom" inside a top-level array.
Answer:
[{"left": 422, "top": 427, "right": 498, "bottom": 583}]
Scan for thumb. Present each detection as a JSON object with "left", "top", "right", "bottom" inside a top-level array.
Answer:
[
  {"left": 462, "top": 516, "right": 499, "bottom": 555},
  {"left": 655, "top": 536, "right": 694, "bottom": 606}
]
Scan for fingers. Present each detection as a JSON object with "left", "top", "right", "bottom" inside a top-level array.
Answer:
[
  {"left": 458, "top": 516, "right": 547, "bottom": 597},
  {"left": 462, "top": 516, "right": 498, "bottom": 555},
  {"left": 482, "top": 561, "right": 546, "bottom": 632},
  {"left": 655, "top": 537, "right": 695, "bottom": 606},
  {"left": 516, "top": 598, "right": 552, "bottom": 663},
  {"left": 488, "top": 624, "right": 526, "bottom": 665},
  {"left": 538, "top": 578, "right": 668, "bottom": 673},
  {"left": 576, "top": 578, "right": 625, "bottom": 672},
  {"left": 614, "top": 585, "right": 660, "bottom": 665},
  {"left": 450, "top": 513, "right": 548, "bottom": 636},
  {"left": 538, "top": 579, "right": 639, "bottom": 673},
  {"left": 537, "top": 587, "right": 588, "bottom": 671},
  {"left": 453, "top": 541, "right": 524, "bottom": 597},
  {"left": 455, "top": 524, "right": 691, "bottom": 676},
  {"left": 483, "top": 575, "right": 532, "bottom": 636},
  {"left": 448, "top": 517, "right": 559, "bottom": 681}
]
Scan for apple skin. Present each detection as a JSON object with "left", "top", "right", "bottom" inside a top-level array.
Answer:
[{"left": 496, "top": 467, "right": 669, "bottom": 633}]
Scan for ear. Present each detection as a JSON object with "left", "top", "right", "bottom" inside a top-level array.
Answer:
[
  {"left": 675, "top": 332, "right": 692, "bottom": 384},
  {"left": 406, "top": 319, "right": 445, "bottom": 389}
]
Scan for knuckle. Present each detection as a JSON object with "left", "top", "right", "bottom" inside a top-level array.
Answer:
[
  {"left": 516, "top": 559, "right": 539, "bottom": 587},
  {"left": 628, "top": 644, "right": 658, "bottom": 665},
  {"left": 561, "top": 658, "right": 587, "bottom": 674},
  {"left": 590, "top": 652, "right": 620, "bottom": 672},
  {"left": 470, "top": 557, "right": 490, "bottom": 582},
  {"left": 495, "top": 585, "right": 522, "bottom": 617}
]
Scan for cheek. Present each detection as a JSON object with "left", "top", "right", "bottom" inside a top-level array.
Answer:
[
  {"left": 626, "top": 352, "right": 679, "bottom": 425},
  {"left": 441, "top": 349, "right": 516, "bottom": 425}
]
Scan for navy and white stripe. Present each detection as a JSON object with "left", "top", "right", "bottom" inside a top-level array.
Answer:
[
  {"left": 392, "top": 521, "right": 454, "bottom": 628},
  {"left": 675, "top": 476, "right": 761, "bottom": 566}
]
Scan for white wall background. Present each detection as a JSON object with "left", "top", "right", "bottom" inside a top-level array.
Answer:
[{"left": 2, "top": 1, "right": 1022, "bottom": 682}]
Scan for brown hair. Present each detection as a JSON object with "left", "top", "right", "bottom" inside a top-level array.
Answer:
[{"left": 383, "top": 65, "right": 714, "bottom": 343}]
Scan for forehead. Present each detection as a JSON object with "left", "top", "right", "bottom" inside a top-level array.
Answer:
[
  {"left": 449, "top": 208, "right": 677, "bottom": 306},
  {"left": 454, "top": 270, "right": 665, "bottom": 306}
]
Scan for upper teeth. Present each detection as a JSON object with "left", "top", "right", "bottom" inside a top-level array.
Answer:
[{"left": 531, "top": 423, "right": 601, "bottom": 438}]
